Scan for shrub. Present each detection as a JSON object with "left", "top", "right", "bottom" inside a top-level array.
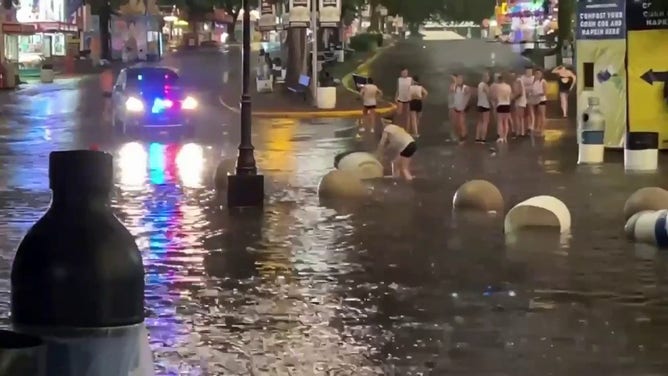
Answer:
[{"left": 349, "top": 33, "right": 379, "bottom": 52}]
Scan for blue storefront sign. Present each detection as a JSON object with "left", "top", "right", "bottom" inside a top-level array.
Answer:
[
  {"left": 626, "top": 0, "right": 668, "bottom": 31},
  {"left": 576, "top": 0, "right": 626, "bottom": 39}
]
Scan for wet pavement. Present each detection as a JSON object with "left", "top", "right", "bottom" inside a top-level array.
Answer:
[{"left": 2, "top": 40, "right": 668, "bottom": 375}]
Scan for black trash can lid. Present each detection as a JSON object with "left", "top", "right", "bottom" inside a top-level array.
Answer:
[{"left": 49, "top": 150, "right": 113, "bottom": 192}]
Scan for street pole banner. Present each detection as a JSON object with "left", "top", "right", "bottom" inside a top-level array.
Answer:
[
  {"left": 288, "top": 0, "right": 310, "bottom": 27},
  {"left": 626, "top": 0, "right": 668, "bottom": 147},
  {"left": 574, "top": 0, "right": 627, "bottom": 148},
  {"left": 319, "top": 0, "right": 341, "bottom": 27},
  {"left": 258, "top": 0, "right": 277, "bottom": 31}
]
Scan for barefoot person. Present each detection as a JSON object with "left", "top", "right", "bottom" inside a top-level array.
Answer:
[
  {"left": 408, "top": 75, "right": 428, "bottom": 137},
  {"left": 395, "top": 68, "right": 412, "bottom": 128},
  {"left": 377, "top": 118, "right": 417, "bottom": 181},
  {"left": 552, "top": 65, "right": 576, "bottom": 118},
  {"left": 100, "top": 67, "right": 114, "bottom": 123},
  {"left": 359, "top": 77, "right": 383, "bottom": 133},
  {"left": 452, "top": 74, "right": 471, "bottom": 143},
  {"left": 475, "top": 71, "right": 491, "bottom": 143},
  {"left": 447, "top": 74, "right": 457, "bottom": 139},
  {"left": 513, "top": 70, "right": 528, "bottom": 136},
  {"left": 521, "top": 67, "right": 535, "bottom": 132},
  {"left": 492, "top": 73, "right": 512, "bottom": 143},
  {"left": 531, "top": 69, "right": 548, "bottom": 135}
]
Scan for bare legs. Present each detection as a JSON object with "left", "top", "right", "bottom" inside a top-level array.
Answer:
[
  {"left": 363, "top": 109, "right": 376, "bottom": 133},
  {"left": 535, "top": 104, "right": 546, "bottom": 135},
  {"left": 409, "top": 110, "right": 420, "bottom": 136},
  {"left": 496, "top": 112, "right": 510, "bottom": 142},
  {"left": 396, "top": 102, "right": 410, "bottom": 129},
  {"left": 514, "top": 106, "right": 525, "bottom": 136},
  {"left": 559, "top": 92, "right": 568, "bottom": 118},
  {"left": 456, "top": 111, "right": 467, "bottom": 142},
  {"left": 475, "top": 110, "right": 490, "bottom": 141},
  {"left": 525, "top": 105, "right": 535, "bottom": 133},
  {"left": 391, "top": 156, "right": 413, "bottom": 181}
]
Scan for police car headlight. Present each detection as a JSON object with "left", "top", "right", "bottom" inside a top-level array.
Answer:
[
  {"left": 182, "top": 96, "right": 198, "bottom": 110},
  {"left": 125, "top": 97, "right": 144, "bottom": 112}
]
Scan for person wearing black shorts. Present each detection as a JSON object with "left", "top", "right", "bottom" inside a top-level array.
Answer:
[
  {"left": 492, "top": 73, "right": 513, "bottom": 143},
  {"left": 377, "top": 118, "right": 417, "bottom": 181},
  {"left": 408, "top": 75, "right": 428, "bottom": 137}
]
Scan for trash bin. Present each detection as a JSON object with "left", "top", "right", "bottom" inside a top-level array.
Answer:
[
  {"left": 0, "top": 329, "right": 46, "bottom": 376},
  {"left": 40, "top": 64, "right": 55, "bottom": 83}
]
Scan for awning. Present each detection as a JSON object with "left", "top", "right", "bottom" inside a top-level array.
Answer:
[
  {"left": 1, "top": 23, "right": 36, "bottom": 35},
  {"left": 28, "top": 22, "right": 79, "bottom": 33}
]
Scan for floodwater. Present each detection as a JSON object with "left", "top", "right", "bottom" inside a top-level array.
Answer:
[{"left": 3, "top": 60, "right": 668, "bottom": 376}]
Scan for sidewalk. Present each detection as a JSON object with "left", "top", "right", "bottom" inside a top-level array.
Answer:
[{"left": 219, "top": 82, "right": 394, "bottom": 119}]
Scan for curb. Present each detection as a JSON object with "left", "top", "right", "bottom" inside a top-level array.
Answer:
[
  {"left": 218, "top": 42, "right": 397, "bottom": 119},
  {"left": 218, "top": 95, "right": 395, "bottom": 119}
]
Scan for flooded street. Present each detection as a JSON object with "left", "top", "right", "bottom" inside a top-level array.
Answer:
[{"left": 1, "top": 42, "right": 668, "bottom": 375}]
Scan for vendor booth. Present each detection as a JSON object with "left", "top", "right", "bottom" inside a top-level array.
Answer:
[{"left": 0, "top": 22, "right": 37, "bottom": 88}]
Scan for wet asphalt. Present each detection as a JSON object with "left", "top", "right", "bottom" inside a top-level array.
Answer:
[{"left": 0, "top": 39, "right": 668, "bottom": 374}]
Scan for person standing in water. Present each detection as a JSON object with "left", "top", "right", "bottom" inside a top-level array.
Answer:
[
  {"left": 451, "top": 74, "right": 471, "bottom": 143},
  {"left": 475, "top": 71, "right": 491, "bottom": 143},
  {"left": 447, "top": 74, "right": 457, "bottom": 140},
  {"left": 491, "top": 73, "right": 512, "bottom": 143},
  {"left": 100, "top": 67, "right": 114, "bottom": 123},
  {"left": 521, "top": 67, "right": 535, "bottom": 132},
  {"left": 395, "top": 68, "right": 412, "bottom": 128},
  {"left": 359, "top": 77, "right": 383, "bottom": 133},
  {"left": 408, "top": 75, "right": 428, "bottom": 137},
  {"left": 512, "top": 70, "right": 528, "bottom": 136},
  {"left": 531, "top": 69, "right": 548, "bottom": 135},
  {"left": 552, "top": 65, "right": 576, "bottom": 118},
  {"left": 376, "top": 118, "right": 417, "bottom": 181}
]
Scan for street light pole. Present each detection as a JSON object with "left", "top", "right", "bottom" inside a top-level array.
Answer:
[
  {"left": 218, "top": 0, "right": 264, "bottom": 209},
  {"left": 310, "top": 0, "right": 318, "bottom": 102}
]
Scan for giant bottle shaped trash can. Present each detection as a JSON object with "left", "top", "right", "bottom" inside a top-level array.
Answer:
[
  {"left": 10, "top": 150, "right": 154, "bottom": 376},
  {"left": 578, "top": 96, "right": 605, "bottom": 164}
]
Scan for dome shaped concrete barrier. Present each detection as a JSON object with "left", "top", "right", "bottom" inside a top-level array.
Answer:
[
  {"left": 623, "top": 187, "right": 668, "bottom": 221},
  {"left": 504, "top": 195, "right": 571, "bottom": 233},
  {"left": 334, "top": 151, "right": 384, "bottom": 180},
  {"left": 452, "top": 180, "right": 504, "bottom": 212},
  {"left": 318, "top": 170, "right": 369, "bottom": 199},
  {"left": 624, "top": 210, "right": 668, "bottom": 247}
]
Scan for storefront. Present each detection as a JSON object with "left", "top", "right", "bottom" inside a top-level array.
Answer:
[
  {"left": 1, "top": 22, "right": 37, "bottom": 68},
  {"left": 14, "top": 0, "right": 79, "bottom": 75}
]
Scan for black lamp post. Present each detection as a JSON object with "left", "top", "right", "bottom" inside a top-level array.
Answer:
[{"left": 219, "top": 0, "right": 264, "bottom": 208}]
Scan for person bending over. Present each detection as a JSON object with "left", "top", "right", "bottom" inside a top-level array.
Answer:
[{"left": 376, "top": 118, "right": 417, "bottom": 181}]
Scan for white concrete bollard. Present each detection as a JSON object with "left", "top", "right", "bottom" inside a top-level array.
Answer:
[
  {"left": 624, "top": 210, "right": 668, "bottom": 247},
  {"left": 623, "top": 187, "right": 668, "bottom": 220},
  {"left": 625, "top": 132, "right": 658, "bottom": 171},
  {"left": 504, "top": 195, "right": 571, "bottom": 233},
  {"left": 578, "top": 130, "right": 604, "bottom": 164},
  {"left": 318, "top": 170, "right": 369, "bottom": 199},
  {"left": 452, "top": 179, "right": 504, "bottom": 212},
  {"left": 334, "top": 151, "right": 384, "bottom": 180}
]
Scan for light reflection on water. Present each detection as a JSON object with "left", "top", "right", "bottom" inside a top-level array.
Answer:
[{"left": 2, "top": 129, "right": 668, "bottom": 374}]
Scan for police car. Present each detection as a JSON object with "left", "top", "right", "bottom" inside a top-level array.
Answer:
[{"left": 111, "top": 65, "right": 198, "bottom": 136}]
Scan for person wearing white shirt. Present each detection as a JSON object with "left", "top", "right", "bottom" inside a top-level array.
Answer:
[
  {"left": 395, "top": 68, "right": 412, "bottom": 128},
  {"left": 475, "top": 71, "right": 491, "bottom": 143},
  {"left": 450, "top": 74, "right": 471, "bottom": 143},
  {"left": 512, "top": 70, "right": 528, "bottom": 136},
  {"left": 376, "top": 118, "right": 417, "bottom": 181},
  {"left": 530, "top": 69, "right": 548, "bottom": 136},
  {"left": 359, "top": 77, "right": 383, "bottom": 133},
  {"left": 521, "top": 67, "right": 535, "bottom": 131},
  {"left": 408, "top": 75, "right": 428, "bottom": 137},
  {"left": 491, "top": 73, "right": 513, "bottom": 143}
]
